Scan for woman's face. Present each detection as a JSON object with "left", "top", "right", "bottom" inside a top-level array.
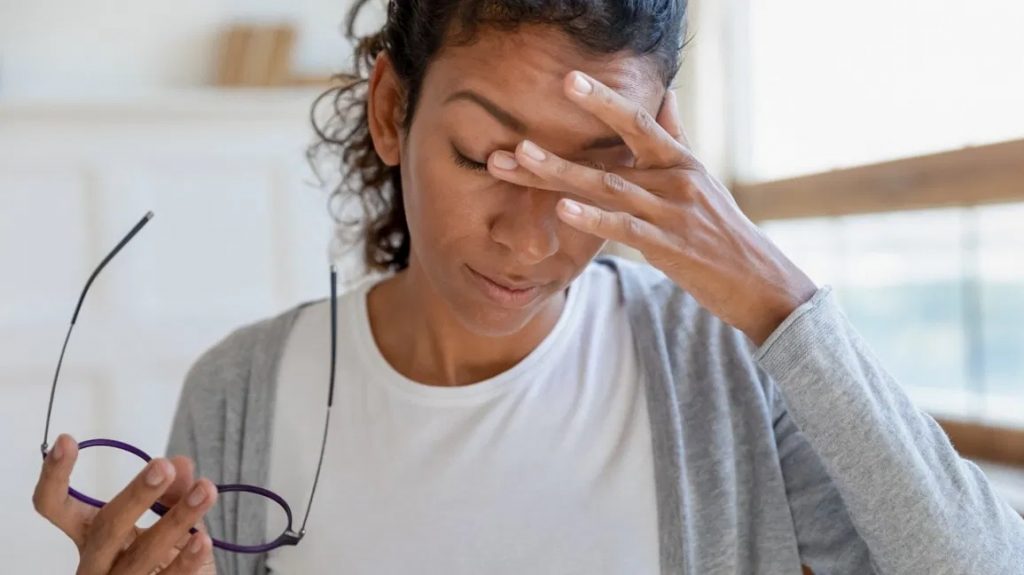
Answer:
[{"left": 371, "top": 25, "right": 665, "bottom": 337}]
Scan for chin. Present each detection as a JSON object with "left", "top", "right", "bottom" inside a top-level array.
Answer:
[
  {"left": 444, "top": 266, "right": 557, "bottom": 338},
  {"left": 453, "top": 301, "right": 543, "bottom": 338}
]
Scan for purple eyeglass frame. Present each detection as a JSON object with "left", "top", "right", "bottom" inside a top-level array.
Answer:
[{"left": 40, "top": 211, "right": 339, "bottom": 555}]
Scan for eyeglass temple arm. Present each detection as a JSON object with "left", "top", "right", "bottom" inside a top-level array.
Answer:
[
  {"left": 41, "top": 211, "right": 155, "bottom": 456},
  {"left": 298, "top": 264, "right": 338, "bottom": 537}
]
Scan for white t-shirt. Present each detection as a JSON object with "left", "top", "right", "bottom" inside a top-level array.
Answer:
[{"left": 265, "top": 263, "right": 659, "bottom": 574}]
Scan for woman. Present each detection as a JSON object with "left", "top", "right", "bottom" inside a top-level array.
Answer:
[{"left": 33, "top": 0, "right": 1024, "bottom": 573}]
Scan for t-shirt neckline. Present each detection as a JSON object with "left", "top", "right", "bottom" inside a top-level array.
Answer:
[{"left": 349, "top": 268, "right": 590, "bottom": 404}]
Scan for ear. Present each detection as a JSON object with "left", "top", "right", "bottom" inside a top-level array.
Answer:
[{"left": 367, "top": 51, "right": 404, "bottom": 167}]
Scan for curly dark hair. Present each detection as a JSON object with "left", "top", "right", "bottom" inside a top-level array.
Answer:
[{"left": 308, "top": 0, "right": 690, "bottom": 273}]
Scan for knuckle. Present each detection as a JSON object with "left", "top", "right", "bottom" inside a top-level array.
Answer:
[
  {"left": 671, "top": 172, "right": 698, "bottom": 200},
  {"left": 682, "top": 180, "right": 702, "bottom": 201},
  {"left": 669, "top": 169, "right": 689, "bottom": 188},
  {"left": 622, "top": 214, "right": 643, "bottom": 240},
  {"left": 170, "top": 545, "right": 203, "bottom": 573},
  {"left": 110, "top": 552, "right": 141, "bottom": 575},
  {"left": 87, "top": 516, "right": 116, "bottom": 547},
  {"left": 162, "top": 505, "right": 199, "bottom": 532},
  {"left": 32, "top": 486, "right": 61, "bottom": 519},
  {"left": 553, "top": 157, "right": 571, "bottom": 177},
  {"left": 634, "top": 107, "right": 656, "bottom": 134},
  {"left": 603, "top": 171, "right": 626, "bottom": 194},
  {"left": 31, "top": 489, "right": 47, "bottom": 515},
  {"left": 34, "top": 499, "right": 58, "bottom": 521},
  {"left": 653, "top": 149, "right": 678, "bottom": 168}
]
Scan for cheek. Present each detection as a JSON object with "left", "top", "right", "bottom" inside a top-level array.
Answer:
[
  {"left": 402, "top": 147, "right": 495, "bottom": 248},
  {"left": 401, "top": 124, "right": 607, "bottom": 266},
  {"left": 560, "top": 226, "right": 607, "bottom": 265}
]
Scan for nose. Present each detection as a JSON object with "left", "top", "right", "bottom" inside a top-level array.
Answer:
[{"left": 489, "top": 186, "right": 561, "bottom": 266}]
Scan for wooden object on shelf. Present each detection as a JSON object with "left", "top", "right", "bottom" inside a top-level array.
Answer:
[
  {"left": 215, "top": 23, "right": 328, "bottom": 88},
  {"left": 266, "top": 26, "right": 297, "bottom": 85},
  {"left": 216, "top": 26, "right": 248, "bottom": 85}
]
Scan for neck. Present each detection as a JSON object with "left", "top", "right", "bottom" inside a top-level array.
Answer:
[{"left": 366, "top": 259, "right": 565, "bottom": 387}]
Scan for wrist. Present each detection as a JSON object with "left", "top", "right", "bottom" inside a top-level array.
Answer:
[{"left": 743, "top": 277, "right": 818, "bottom": 347}]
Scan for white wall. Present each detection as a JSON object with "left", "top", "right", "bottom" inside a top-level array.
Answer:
[
  {"left": 0, "top": 0, "right": 386, "bottom": 97},
  {"left": 0, "top": 88, "right": 366, "bottom": 571},
  {"left": 0, "top": 0, "right": 379, "bottom": 568}
]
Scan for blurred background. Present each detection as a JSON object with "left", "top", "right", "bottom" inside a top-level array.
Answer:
[{"left": 1, "top": 0, "right": 1022, "bottom": 571}]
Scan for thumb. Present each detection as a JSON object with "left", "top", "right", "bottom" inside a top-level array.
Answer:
[{"left": 656, "top": 89, "right": 690, "bottom": 148}]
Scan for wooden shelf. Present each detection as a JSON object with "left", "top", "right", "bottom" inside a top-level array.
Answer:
[
  {"left": 974, "top": 460, "right": 1024, "bottom": 515},
  {"left": 0, "top": 87, "right": 329, "bottom": 122}
]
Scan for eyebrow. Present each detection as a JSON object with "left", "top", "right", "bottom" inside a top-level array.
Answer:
[{"left": 444, "top": 89, "right": 626, "bottom": 151}]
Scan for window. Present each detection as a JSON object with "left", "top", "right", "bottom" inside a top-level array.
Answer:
[
  {"left": 741, "top": 0, "right": 1024, "bottom": 182},
  {"left": 762, "top": 203, "right": 1024, "bottom": 426},
  {"left": 727, "top": 1, "right": 1024, "bottom": 425}
]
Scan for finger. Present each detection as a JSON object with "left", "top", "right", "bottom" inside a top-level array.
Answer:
[
  {"left": 78, "top": 458, "right": 176, "bottom": 575},
  {"left": 111, "top": 479, "right": 217, "bottom": 575},
  {"left": 654, "top": 90, "right": 704, "bottom": 173},
  {"left": 160, "top": 456, "right": 196, "bottom": 507},
  {"left": 604, "top": 164, "right": 705, "bottom": 201},
  {"left": 490, "top": 141, "right": 662, "bottom": 219},
  {"left": 491, "top": 145, "right": 703, "bottom": 207},
  {"left": 656, "top": 89, "right": 687, "bottom": 146},
  {"left": 33, "top": 433, "right": 88, "bottom": 546},
  {"left": 556, "top": 198, "right": 676, "bottom": 256},
  {"left": 564, "top": 70, "right": 689, "bottom": 169},
  {"left": 156, "top": 532, "right": 213, "bottom": 575}
]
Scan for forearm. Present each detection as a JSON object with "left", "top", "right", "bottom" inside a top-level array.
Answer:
[{"left": 756, "top": 286, "right": 1024, "bottom": 574}]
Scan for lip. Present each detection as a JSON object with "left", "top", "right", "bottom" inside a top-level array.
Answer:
[{"left": 466, "top": 265, "right": 544, "bottom": 308}]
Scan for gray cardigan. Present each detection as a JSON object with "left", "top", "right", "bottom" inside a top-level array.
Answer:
[{"left": 167, "top": 256, "right": 1024, "bottom": 574}]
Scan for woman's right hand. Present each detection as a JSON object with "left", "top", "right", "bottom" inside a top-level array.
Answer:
[{"left": 33, "top": 433, "right": 219, "bottom": 575}]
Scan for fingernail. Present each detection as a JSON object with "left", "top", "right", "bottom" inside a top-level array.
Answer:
[
  {"left": 188, "top": 534, "right": 204, "bottom": 554},
  {"left": 561, "top": 199, "right": 584, "bottom": 216},
  {"left": 145, "top": 460, "right": 167, "bottom": 486},
  {"left": 491, "top": 151, "right": 518, "bottom": 170},
  {"left": 187, "top": 483, "right": 207, "bottom": 507},
  {"left": 572, "top": 72, "right": 593, "bottom": 95},
  {"left": 521, "top": 140, "right": 546, "bottom": 162}
]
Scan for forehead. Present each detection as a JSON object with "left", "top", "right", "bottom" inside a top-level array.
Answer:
[{"left": 420, "top": 25, "right": 665, "bottom": 153}]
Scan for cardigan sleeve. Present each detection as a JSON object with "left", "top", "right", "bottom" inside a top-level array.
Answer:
[{"left": 756, "top": 286, "right": 1024, "bottom": 574}]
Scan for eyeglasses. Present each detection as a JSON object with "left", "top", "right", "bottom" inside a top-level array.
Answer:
[{"left": 40, "top": 211, "right": 338, "bottom": 554}]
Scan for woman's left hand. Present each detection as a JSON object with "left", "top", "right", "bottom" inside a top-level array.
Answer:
[{"left": 487, "top": 71, "right": 818, "bottom": 346}]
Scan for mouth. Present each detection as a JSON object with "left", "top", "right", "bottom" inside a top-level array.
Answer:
[{"left": 465, "top": 265, "right": 545, "bottom": 309}]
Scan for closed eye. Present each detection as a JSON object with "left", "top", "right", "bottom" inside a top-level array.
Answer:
[{"left": 450, "top": 144, "right": 489, "bottom": 173}]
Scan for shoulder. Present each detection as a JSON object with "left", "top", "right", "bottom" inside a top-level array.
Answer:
[
  {"left": 593, "top": 254, "right": 724, "bottom": 336},
  {"left": 180, "top": 303, "right": 310, "bottom": 405},
  {"left": 593, "top": 254, "right": 773, "bottom": 402}
]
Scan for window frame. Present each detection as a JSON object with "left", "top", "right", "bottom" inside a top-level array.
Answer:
[{"left": 731, "top": 139, "right": 1024, "bottom": 222}]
